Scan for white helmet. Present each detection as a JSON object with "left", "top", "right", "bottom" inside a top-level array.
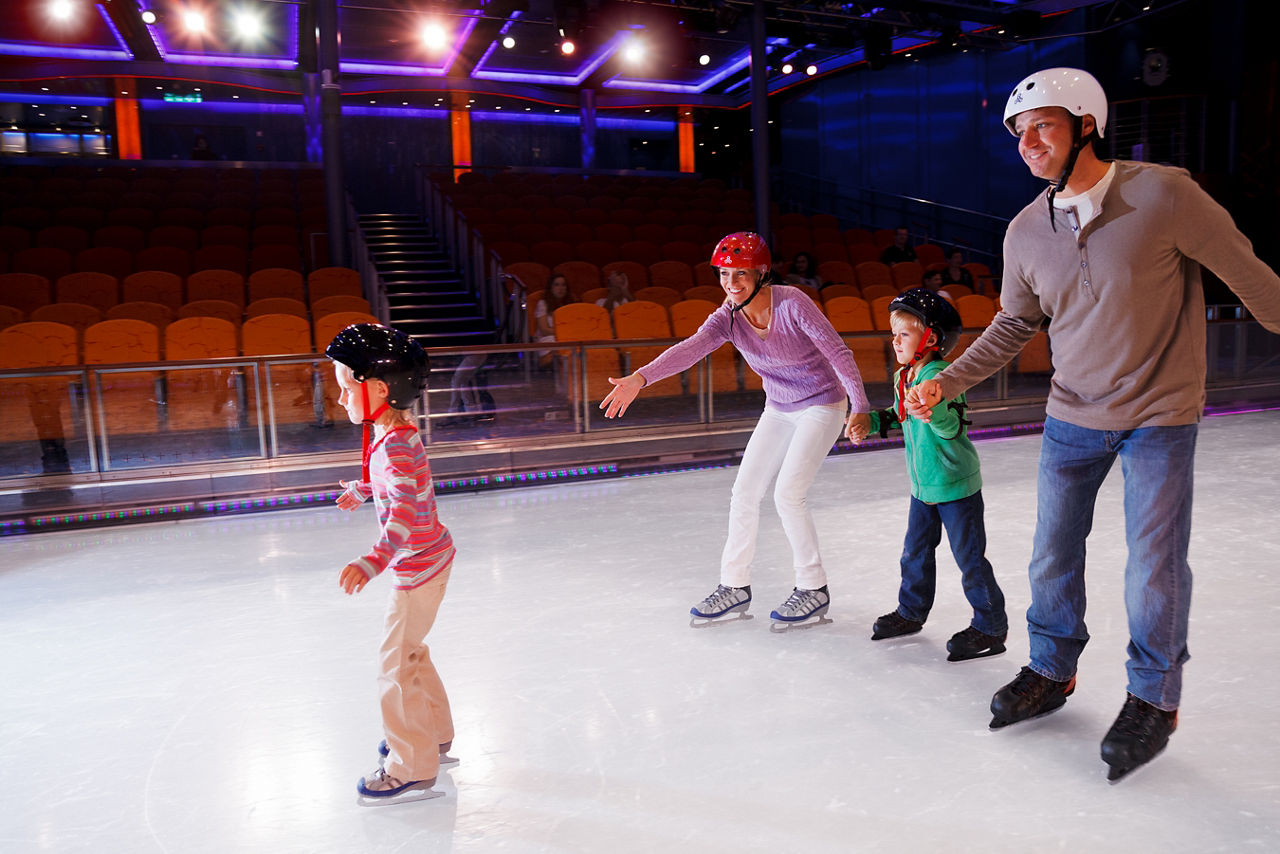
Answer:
[{"left": 1003, "top": 67, "right": 1107, "bottom": 138}]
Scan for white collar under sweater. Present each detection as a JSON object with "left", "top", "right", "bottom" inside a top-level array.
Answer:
[{"left": 1052, "top": 161, "right": 1117, "bottom": 228}]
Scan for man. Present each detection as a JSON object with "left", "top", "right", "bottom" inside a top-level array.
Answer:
[
  {"left": 907, "top": 67, "right": 1280, "bottom": 781},
  {"left": 880, "top": 226, "right": 916, "bottom": 265}
]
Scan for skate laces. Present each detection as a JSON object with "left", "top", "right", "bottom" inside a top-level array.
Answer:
[
  {"left": 779, "top": 587, "right": 823, "bottom": 614},
  {"left": 1112, "top": 695, "right": 1174, "bottom": 738},
  {"left": 703, "top": 585, "right": 741, "bottom": 609}
]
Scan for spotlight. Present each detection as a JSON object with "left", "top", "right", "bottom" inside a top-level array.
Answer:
[
  {"left": 182, "top": 10, "right": 207, "bottom": 34},
  {"left": 781, "top": 62, "right": 793, "bottom": 74},
  {"left": 805, "top": 64, "right": 817, "bottom": 76},
  {"left": 501, "top": 35, "right": 516, "bottom": 49},
  {"left": 232, "top": 8, "right": 263, "bottom": 40},
  {"left": 48, "top": 0, "right": 74, "bottom": 22},
  {"left": 140, "top": 9, "right": 157, "bottom": 25},
  {"left": 622, "top": 37, "right": 644, "bottom": 64},
  {"left": 422, "top": 22, "right": 448, "bottom": 51},
  {"left": 560, "top": 38, "right": 576, "bottom": 56},
  {"left": 698, "top": 53, "right": 710, "bottom": 66}
]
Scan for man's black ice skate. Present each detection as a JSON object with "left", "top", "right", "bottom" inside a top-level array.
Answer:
[
  {"left": 769, "top": 586, "right": 831, "bottom": 633},
  {"left": 871, "top": 610, "right": 923, "bottom": 641},
  {"left": 989, "top": 666, "right": 1076, "bottom": 729},
  {"left": 946, "top": 626, "right": 1007, "bottom": 662},
  {"left": 1100, "top": 694, "right": 1178, "bottom": 783},
  {"left": 690, "top": 584, "right": 752, "bottom": 628}
]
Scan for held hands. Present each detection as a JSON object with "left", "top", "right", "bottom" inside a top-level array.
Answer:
[
  {"left": 845, "top": 411, "right": 871, "bottom": 445},
  {"left": 339, "top": 563, "right": 369, "bottom": 595},
  {"left": 600, "top": 373, "right": 645, "bottom": 419},
  {"left": 905, "top": 379, "right": 943, "bottom": 422}
]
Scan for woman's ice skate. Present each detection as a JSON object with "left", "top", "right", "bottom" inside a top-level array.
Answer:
[
  {"left": 356, "top": 767, "right": 443, "bottom": 805},
  {"left": 769, "top": 586, "right": 832, "bottom": 633},
  {"left": 689, "top": 584, "right": 753, "bottom": 628}
]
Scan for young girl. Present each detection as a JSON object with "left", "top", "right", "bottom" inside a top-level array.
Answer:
[
  {"left": 601, "top": 232, "right": 872, "bottom": 630},
  {"left": 326, "top": 322, "right": 457, "bottom": 804},
  {"left": 534, "top": 274, "right": 573, "bottom": 343}
]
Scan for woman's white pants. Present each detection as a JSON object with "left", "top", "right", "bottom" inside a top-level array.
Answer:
[{"left": 719, "top": 402, "right": 846, "bottom": 590}]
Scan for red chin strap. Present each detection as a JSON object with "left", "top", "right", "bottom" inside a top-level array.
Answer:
[
  {"left": 896, "top": 340, "right": 939, "bottom": 422},
  {"left": 359, "top": 381, "right": 390, "bottom": 482}
]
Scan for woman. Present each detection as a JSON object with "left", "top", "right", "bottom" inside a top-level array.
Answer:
[
  {"left": 534, "top": 274, "right": 573, "bottom": 343},
  {"left": 601, "top": 232, "right": 871, "bottom": 631},
  {"left": 784, "top": 251, "right": 821, "bottom": 289},
  {"left": 597, "top": 270, "right": 633, "bottom": 313}
]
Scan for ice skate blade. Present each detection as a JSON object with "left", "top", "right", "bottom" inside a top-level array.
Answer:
[
  {"left": 947, "top": 645, "right": 1007, "bottom": 662},
  {"left": 988, "top": 699, "right": 1069, "bottom": 729},
  {"left": 769, "top": 614, "right": 833, "bottom": 633},
  {"left": 357, "top": 785, "right": 444, "bottom": 806},
  {"left": 689, "top": 611, "right": 753, "bottom": 629},
  {"left": 439, "top": 753, "right": 460, "bottom": 766}
]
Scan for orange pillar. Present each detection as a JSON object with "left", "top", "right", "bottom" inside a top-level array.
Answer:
[
  {"left": 114, "top": 78, "right": 142, "bottom": 160},
  {"left": 450, "top": 92, "right": 472, "bottom": 182},
  {"left": 677, "top": 106, "right": 695, "bottom": 173}
]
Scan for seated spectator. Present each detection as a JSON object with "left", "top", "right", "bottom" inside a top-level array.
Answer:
[
  {"left": 597, "top": 270, "right": 633, "bottom": 313},
  {"left": 880, "top": 227, "right": 917, "bottom": 265},
  {"left": 942, "top": 248, "right": 975, "bottom": 288},
  {"left": 535, "top": 274, "right": 574, "bottom": 343},
  {"left": 190, "top": 135, "right": 218, "bottom": 161},
  {"left": 784, "top": 252, "right": 822, "bottom": 289},
  {"left": 922, "top": 269, "right": 944, "bottom": 290}
]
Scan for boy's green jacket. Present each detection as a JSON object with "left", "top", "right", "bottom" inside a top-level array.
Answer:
[{"left": 868, "top": 358, "right": 983, "bottom": 504}]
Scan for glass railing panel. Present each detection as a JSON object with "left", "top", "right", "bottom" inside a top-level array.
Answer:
[
  {"left": 0, "top": 370, "right": 93, "bottom": 477},
  {"left": 265, "top": 356, "right": 362, "bottom": 457},
  {"left": 156, "top": 363, "right": 268, "bottom": 464}
]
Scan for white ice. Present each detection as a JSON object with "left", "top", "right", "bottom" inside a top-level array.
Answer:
[{"left": 2, "top": 410, "right": 1279, "bottom": 853}]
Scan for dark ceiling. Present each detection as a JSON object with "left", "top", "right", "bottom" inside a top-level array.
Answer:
[{"left": 0, "top": 1, "right": 1171, "bottom": 110}]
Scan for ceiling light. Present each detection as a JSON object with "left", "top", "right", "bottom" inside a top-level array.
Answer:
[
  {"left": 622, "top": 38, "right": 644, "bottom": 64},
  {"left": 501, "top": 35, "right": 515, "bottom": 49},
  {"left": 48, "top": 0, "right": 74, "bottom": 22},
  {"left": 781, "top": 62, "right": 793, "bottom": 74},
  {"left": 232, "top": 8, "right": 263, "bottom": 40},
  {"left": 141, "top": 9, "right": 157, "bottom": 25},
  {"left": 805, "top": 64, "right": 817, "bottom": 76},
  {"left": 560, "top": 39, "right": 576, "bottom": 56},
  {"left": 421, "top": 22, "right": 447, "bottom": 52},
  {"left": 698, "top": 54, "right": 710, "bottom": 66},
  {"left": 182, "top": 10, "right": 206, "bottom": 34}
]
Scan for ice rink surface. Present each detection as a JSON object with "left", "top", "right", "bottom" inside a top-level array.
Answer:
[{"left": 2, "top": 409, "right": 1279, "bottom": 853}]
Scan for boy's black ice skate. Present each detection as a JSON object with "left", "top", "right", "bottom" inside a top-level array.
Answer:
[
  {"left": 871, "top": 610, "right": 923, "bottom": 640},
  {"left": 989, "top": 666, "right": 1076, "bottom": 729},
  {"left": 946, "top": 626, "right": 1007, "bottom": 662},
  {"left": 769, "top": 586, "right": 831, "bottom": 633},
  {"left": 690, "top": 584, "right": 752, "bottom": 628},
  {"left": 1100, "top": 694, "right": 1178, "bottom": 783}
]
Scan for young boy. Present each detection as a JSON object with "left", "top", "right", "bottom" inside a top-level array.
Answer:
[
  {"left": 867, "top": 289, "right": 1008, "bottom": 661},
  {"left": 326, "top": 322, "right": 457, "bottom": 804}
]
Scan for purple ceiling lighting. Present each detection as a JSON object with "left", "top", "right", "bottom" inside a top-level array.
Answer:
[
  {"left": 0, "top": 40, "right": 128, "bottom": 60},
  {"left": 471, "top": 29, "right": 631, "bottom": 86},
  {"left": 340, "top": 11, "right": 478, "bottom": 77},
  {"left": 143, "top": 2, "right": 299, "bottom": 70}
]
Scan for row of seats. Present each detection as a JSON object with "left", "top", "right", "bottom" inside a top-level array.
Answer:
[
  {"left": 0, "top": 311, "right": 376, "bottom": 365},
  {"left": 505, "top": 258, "right": 988, "bottom": 299},
  {"left": 0, "top": 204, "right": 323, "bottom": 232},
  {"left": 544, "top": 296, "right": 1047, "bottom": 401},
  {"left": 0, "top": 294, "right": 372, "bottom": 335},
  {"left": 0, "top": 224, "right": 317, "bottom": 255},
  {"left": 0, "top": 243, "right": 307, "bottom": 280}
]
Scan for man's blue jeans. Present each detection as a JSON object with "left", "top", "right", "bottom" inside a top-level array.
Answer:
[
  {"left": 1027, "top": 416, "right": 1197, "bottom": 711},
  {"left": 898, "top": 490, "right": 1007, "bottom": 637}
]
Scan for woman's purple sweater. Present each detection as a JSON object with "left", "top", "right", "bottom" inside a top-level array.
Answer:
[{"left": 638, "top": 285, "right": 869, "bottom": 413}]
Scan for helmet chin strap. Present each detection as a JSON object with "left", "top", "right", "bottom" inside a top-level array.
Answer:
[
  {"left": 360, "top": 381, "right": 390, "bottom": 482},
  {"left": 1047, "top": 114, "right": 1088, "bottom": 233},
  {"left": 729, "top": 275, "right": 765, "bottom": 313}
]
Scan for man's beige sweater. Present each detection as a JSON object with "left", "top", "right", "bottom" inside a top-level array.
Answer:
[{"left": 938, "top": 160, "right": 1280, "bottom": 430}]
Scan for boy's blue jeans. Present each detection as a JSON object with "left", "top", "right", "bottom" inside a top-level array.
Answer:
[
  {"left": 897, "top": 490, "right": 1007, "bottom": 637},
  {"left": 1026, "top": 416, "right": 1197, "bottom": 711}
]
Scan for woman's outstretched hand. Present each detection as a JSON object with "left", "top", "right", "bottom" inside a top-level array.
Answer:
[{"left": 600, "top": 374, "right": 645, "bottom": 418}]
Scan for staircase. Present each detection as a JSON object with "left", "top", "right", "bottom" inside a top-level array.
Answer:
[{"left": 359, "top": 213, "right": 495, "bottom": 347}]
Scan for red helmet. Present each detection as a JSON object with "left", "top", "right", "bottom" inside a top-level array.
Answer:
[{"left": 710, "top": 231, "right": 770, "bottom": 269}]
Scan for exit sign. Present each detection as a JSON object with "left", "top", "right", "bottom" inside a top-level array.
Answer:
[{"left": 163, "top": 93, "right": 203, "bottom": 103}]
